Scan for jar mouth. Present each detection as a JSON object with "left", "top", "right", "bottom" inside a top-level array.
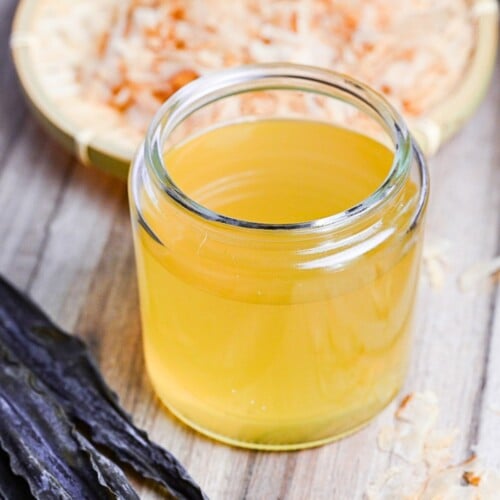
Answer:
[{"left": 144, "top": 63, "right": 427, "bottom": 232}]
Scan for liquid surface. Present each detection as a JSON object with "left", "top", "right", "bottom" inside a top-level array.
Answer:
[
  {"left": 167, "top": 120, "right": 392, "bottom": 224},
  {"left": 132, "top": 120, "right": 421, "bottom": 449}
]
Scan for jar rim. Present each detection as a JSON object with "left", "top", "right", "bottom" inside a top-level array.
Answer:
[{"left": 143, "top": 63, "right": 428, "bottom": 232}]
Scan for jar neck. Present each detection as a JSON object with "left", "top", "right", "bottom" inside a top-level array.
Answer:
[{"left": 139, "top": 63, "right": 427, "bottom": 236}]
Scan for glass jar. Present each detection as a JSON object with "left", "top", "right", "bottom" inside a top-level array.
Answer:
[{"left": 129, "top": 64, "right": 429, "bottom": 450}]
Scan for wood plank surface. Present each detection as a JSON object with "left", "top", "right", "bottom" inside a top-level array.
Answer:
[{"left": 0, "top": 2, "right": 498, "bottom": 497}]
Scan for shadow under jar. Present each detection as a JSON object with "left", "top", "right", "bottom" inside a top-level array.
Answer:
[{"left": 129, "top": 64, "right": 429, "bottom": 451}]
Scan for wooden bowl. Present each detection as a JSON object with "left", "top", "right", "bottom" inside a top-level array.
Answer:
[{"left": 11, "top": 0, "right": 499, "bottom": 179}]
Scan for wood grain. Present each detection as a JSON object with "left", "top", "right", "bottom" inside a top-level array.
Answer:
[{"left": 0, "top": 1, "right": 498, "bottom": 497}]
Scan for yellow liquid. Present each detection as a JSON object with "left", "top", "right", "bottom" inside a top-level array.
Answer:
[{"left": 132, "top": 120, "right": 422, "bottom": 449}]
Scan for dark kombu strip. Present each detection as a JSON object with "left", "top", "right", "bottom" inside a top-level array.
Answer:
[
  {"left": 0, "top": 342, "right": 138, "bottom": 500},
  {"left": 0, "top": 448, "right": 34, "bottom": 500},
  {"left": 0, "top": 276, "right": 207, "bottom": 500}
]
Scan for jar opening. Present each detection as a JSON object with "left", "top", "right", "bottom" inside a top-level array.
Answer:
[{"left": 143, "top": 63, "right": 426, "bottom": 232}]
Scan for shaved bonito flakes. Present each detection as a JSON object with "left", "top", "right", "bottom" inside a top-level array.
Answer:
[
  {"left": 367, "top": 392, "right": 500, "bottom": 499},
  {"left": 459, "top": 256, "right": 500, "bottom": 291},
  {"left": 422, "top": 239, "right": 452, "bottom": 290},
  {"left": 25, "top": 0, "right": 475, "bottom": 152}
]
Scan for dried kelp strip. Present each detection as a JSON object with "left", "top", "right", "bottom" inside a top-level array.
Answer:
[
  {"left": 74, "top": 432, "right": 140, "bottom": 500},
  {"left": 0, "top": 448, "right": 34, "bottom": 500},
  {"left": 0, "top": 342, "right": 138, "bottom": 500},
  {"left": 0, "top": 275, "right": 207, "bottom": 500}
]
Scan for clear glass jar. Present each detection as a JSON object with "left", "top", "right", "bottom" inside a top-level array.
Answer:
[{"left": 129, "top": 64, "right": 429, "bottom": 450}]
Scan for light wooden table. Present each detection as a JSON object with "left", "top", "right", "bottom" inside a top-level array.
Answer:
[{"left": 1, "top": 1, "right": 499, "bottom": 497}]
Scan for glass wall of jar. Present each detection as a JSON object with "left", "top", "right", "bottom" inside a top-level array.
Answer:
[{"left": 129, "top": 64, "right": 429, "bottom": 450}]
